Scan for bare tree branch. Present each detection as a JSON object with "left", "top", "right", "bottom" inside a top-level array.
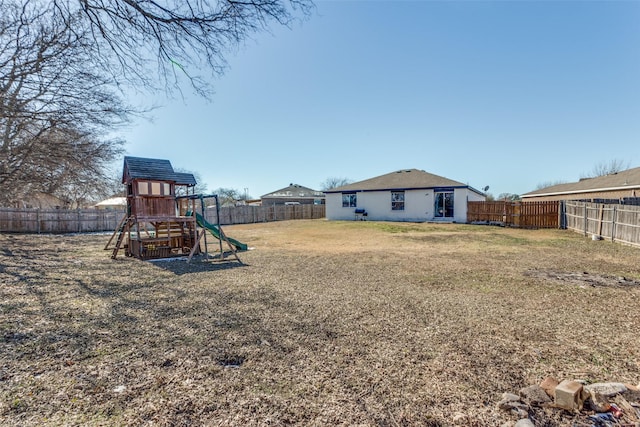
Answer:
[
  {"left": 581, "top": 159, "right": 630, "bottom": 179},
  {"left": 67, "top": 0, "right": 315, "bottom": 96}
]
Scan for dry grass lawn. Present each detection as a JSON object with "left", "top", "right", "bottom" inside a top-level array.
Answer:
[{"left": 1, "top": 220, "right": 639, "bottom": 426}]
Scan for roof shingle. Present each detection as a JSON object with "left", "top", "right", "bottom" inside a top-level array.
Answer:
[
  {"left": 123, "top": 156, "right": 196, "bottom": 185},
  {"left": 523, "top": 167, "right": 640, "bottom": 197},
  {"left": 325, "top": 169, "right": 471, "bottom": 193}
]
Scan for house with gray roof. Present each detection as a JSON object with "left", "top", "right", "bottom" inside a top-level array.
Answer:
[
  {"left": 522, "top": 167, "right": 640, "bottom": 203},
  {"left": 324, "top": 169, "right": 485, "bottom": 222},
  {"left": 261, "top": 183, "right": 325, "bottom": 206}
]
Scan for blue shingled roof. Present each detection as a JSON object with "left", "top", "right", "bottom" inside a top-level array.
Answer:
[{"left": 123, "top": 156, "right": 196, "bottom": 185}]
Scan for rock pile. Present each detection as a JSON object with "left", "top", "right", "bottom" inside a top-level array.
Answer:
[{"left": 498, "top": 376, "right": 640, "bottom": 426}]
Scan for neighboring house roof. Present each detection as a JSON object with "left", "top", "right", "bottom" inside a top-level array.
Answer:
[
  {"left": 522, "top": 167, "right": 640, "bottom": 198},
  {"left": 325, "top": 169, "right": 483, "bottom": 194},
  {"left": 122, "top": 156, "right": 196, "bottom": 185},
  {"left": 94, "top": 197, "right": 127, "bottom": 208},
  {"left": 261, "top": 183, "right": 325, "bottom": 199}
]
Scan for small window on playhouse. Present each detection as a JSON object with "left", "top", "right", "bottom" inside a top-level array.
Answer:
[
  {"left": 138, "top": 181, "right": 149, "bottom": 195},
  {"left": 151, "top": 182, "right": 161, "bottom": 195},
  {"left": 138, "top": 181, "right": 172, "bottom": 196}
]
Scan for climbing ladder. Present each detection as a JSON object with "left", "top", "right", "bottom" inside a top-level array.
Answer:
[{"left": 104, "top": 215, "right": 132, "bottom": 259}]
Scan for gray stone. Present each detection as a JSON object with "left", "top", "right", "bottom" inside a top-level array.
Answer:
[
  {"left": 501, "top": 392, "right": 521, "bottom": 402},
  {"left": 515, "top": 419, "right": 535, "bottom": 427},
  {"left": 497, "top": 392, "right": 529, "bottom": 417},
  {"left": 584, "top": 382, "right": 627, "bottom": 397},
  {"left": 512, "top": 407, "right": 529, "bottom": 418},
  {"left": 497, "top": 398, "right": 522, "bottom": 411},
  {"left": 519, "top": 385, "right": 552, "bottom": 406}
]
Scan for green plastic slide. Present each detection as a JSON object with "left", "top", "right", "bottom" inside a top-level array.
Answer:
[{"left": 194, "top": 212, "right": 248, "bottom": 251}]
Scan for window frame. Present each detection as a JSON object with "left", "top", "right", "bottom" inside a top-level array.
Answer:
[
  {"left": 136, "top": 180, "right": 173, "bottom": 197},
  {"left": 391, "top": 191, "right": 405, "bottom": 211},
  {"left": 342, "top": 192, "right": 357, "bottom": 207}
]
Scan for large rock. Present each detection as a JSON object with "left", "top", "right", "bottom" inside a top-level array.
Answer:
[
  {"left": 539, "top": 376, "right": 559, "bottom": 397},
  {"left": 519, "top": 385, "right": 552, "bottom": 406},
  {"left": 497, "top": 392, "right": 528, "bottom": 418},
  {"left": 584, "top": 382, "right": 627, "bottom": 397}
]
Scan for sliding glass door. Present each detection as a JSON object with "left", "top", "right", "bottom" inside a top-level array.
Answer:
[{"left": 434, "top": 191, "right": 454, "bottom": 219}]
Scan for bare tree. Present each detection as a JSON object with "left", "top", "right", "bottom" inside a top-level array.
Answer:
[
  {"left": 321, "top": 177, "right": 352, "bottom": 191},
  {"left": 1, "top": 0, "right": 313, "bottom": 207},
  {"left": 0, "top": 2, "right": 129, "bottom": 206},
  {"left": 0, "top": 126, "right": 123, "bottom": 207},
  {"left": 535, "top": 180, "right": 569, "bottom": 190},
  {"left": 496, "top": 193, "right": 521, "bottom": 201},
  {"left": 581, "top": 159, "right": 630, "bottom": 179},
  {"left": 212, "top": 187, "right": 243, "bottom": 206},
  {"left": 174, "top": 167, "right": 209, "bottom": 197}
]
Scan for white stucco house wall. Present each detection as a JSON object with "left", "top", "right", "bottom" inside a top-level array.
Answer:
[{"left": 324, "top": 169, "right": 486, "bottom": 223}]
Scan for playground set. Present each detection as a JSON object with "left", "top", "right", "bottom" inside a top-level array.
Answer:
[{"left": 105, "top": 156, "right": 247, "bottom": 263}]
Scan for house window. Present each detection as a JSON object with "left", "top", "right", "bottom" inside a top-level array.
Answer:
[
  {"left": 391, "top": 191, "right": 405, "bottom": 211},
  {"left": 342, "top": 193, "right": 357, "bottom": 207}
]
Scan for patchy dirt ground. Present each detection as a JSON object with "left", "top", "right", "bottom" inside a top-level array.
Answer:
[{"left": 1, "top": 220, "right": 639, "bottom": 426}]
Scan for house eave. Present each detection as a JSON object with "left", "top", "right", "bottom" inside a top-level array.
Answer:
[
  {"left": 325, "top": 185, "right": 480, "bottom": 194},
  {"left": 522, "top": 184, "right": 640, "bottom": 199}
]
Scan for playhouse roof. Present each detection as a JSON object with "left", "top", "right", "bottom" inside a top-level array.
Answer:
[{"left": 122, "top": 156, "right": 196, "bottom": 185}]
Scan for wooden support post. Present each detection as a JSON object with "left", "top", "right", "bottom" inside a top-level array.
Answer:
[
  {"left": 187, "top": 229, "right": 206, "bottom": 263},
  {"left": 611, "top": 205, "right": 617, "bottom": 242},
  {"left": 597, "top": 204, "right": 604, "bottom": 237},
  {"left": 583, "top": 202, "right": 588, "bottom": 236}
]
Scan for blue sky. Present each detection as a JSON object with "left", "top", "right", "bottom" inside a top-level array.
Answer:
[{"left": 117, "top": 0, "right": 640, "bottom": 199}]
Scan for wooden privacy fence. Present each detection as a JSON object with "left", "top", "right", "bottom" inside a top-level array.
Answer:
[
  {"left": 563, "top": 201, "right": 640, "bottom": 247},
  {"left": 213, "top": 204, "right": 325, "bottom": 225},
  {"left": 0, "top": 204, "right": 326, "bottom": 233},
  {"left": 467, "top": 201, "right": 559, "bottom": 228},
  {"left": 0, "top": 208, "right": 126, "bottom": 233}
]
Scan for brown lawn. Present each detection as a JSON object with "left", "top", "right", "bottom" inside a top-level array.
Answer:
[{"left": 1, "top": 220, "right": 639, "bottom": 426}]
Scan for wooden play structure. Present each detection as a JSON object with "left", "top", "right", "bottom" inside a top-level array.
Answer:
[{"left": 105, "top": 156, "right": 245, "bottom": 263}]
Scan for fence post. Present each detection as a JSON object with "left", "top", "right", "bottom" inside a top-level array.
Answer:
[
  {"left": 36, "top": 209, "right": 41, "bottom": 234},
  {"left": 583, "top": 202, "right": 588, "bottom": 236},
  {"left": 77, "top": 209, "right": 82, "bottom": 233},
  {"left": 611, "top": 205, "right": 617, "bottom": 242}
]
